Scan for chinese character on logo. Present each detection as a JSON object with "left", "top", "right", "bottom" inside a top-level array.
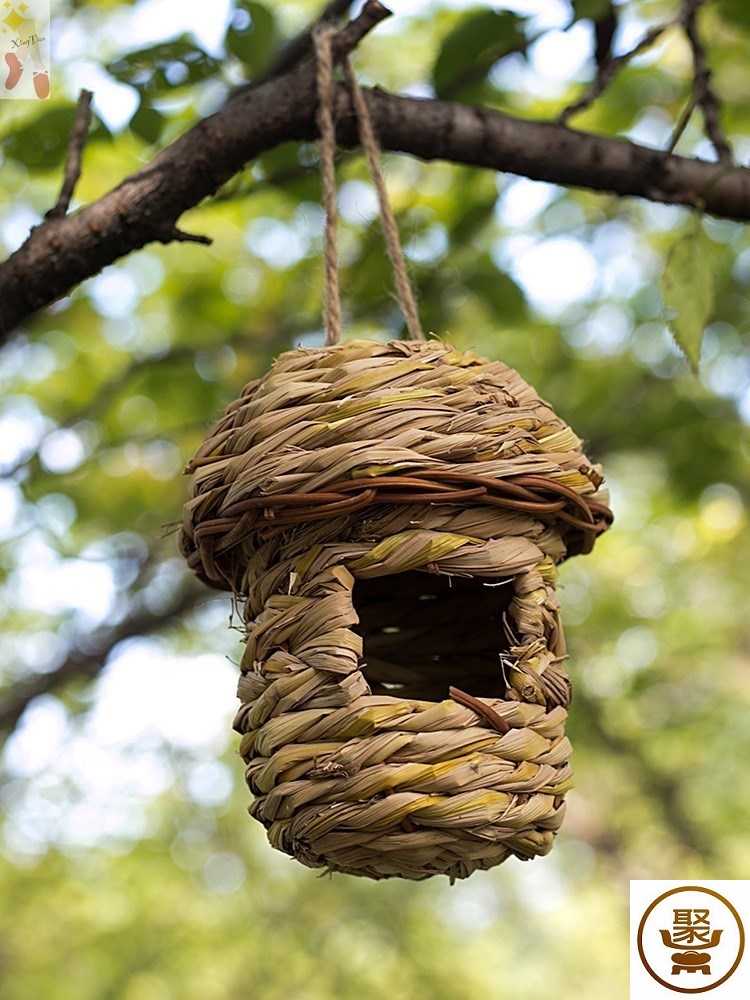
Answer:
[{"left": 659, "top": 908, "right": 724, "bottom": 976}]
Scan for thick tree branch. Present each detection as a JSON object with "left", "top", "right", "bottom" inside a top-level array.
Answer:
[
  {"left": 3, "top": 0, "right": 750, "bottom": 340},
  {"left": 0, "top": 0, "right": 389, "bottom": 340}
]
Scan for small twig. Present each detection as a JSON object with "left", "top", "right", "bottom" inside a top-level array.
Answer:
[
  {"left": 264, "top": 0, "right": 353, "bottom": 82},
  {"left": 46, "top": 89, "right": 93, "bottom": 219},
  {"left": 228, "top": 0, "right": 389, "bottom": 105},
  {"left": 313, "top": 0, "right": 391, "bottom": 68},
  {"left": 666, "top": 91, "right": 700, "bottom": 155},
  {"left": 449, "top": 686, "right": 511, "bottom": 735},
  {"left": 681, "top": 0, "right": 732, "bottom": 164},
  {"left": 593, "top": 2, "right": 618, "bottom": 71},
  {"left": 164, "top": 227, "right": 213, "bottom": 246},
  {"left": 557, "top": 20, "right": 672, "bottom": 125}
]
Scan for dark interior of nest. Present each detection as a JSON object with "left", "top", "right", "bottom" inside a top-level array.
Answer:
[{"left": 353, "top": 571, "right": 516, "bottom": 702}]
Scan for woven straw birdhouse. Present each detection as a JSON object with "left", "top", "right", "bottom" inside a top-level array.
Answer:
[{"left": 179, "top": 337, "right": 611, "bottom": 881}]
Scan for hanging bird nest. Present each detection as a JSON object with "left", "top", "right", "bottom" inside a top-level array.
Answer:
[
  {"left": 179, "top": 23, "right": 611, "bottom": 881},
  {"left": 179, "top": 337, "right": 612, "bottom": 881}
]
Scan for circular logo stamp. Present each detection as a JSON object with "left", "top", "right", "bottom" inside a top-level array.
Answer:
[{"left": 637, "top": 886, "right": 745, "bottom": 993}]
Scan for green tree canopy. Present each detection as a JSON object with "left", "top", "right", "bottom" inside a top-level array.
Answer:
[{"left": 1, "top": 1, "right": 749, "bottom": 997}]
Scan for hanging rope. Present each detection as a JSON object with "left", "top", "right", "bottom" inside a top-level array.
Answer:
[
  {"left": 342, "top": 58, "right": 425, "bottom": 344},
  {"left": 314, "top": 27, "right": 425, "bottom": 345},
  {"left": 315, "top": 28, "right": 344, "bottom": 346}
]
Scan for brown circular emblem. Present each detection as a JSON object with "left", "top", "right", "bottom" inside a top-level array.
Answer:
[{"left": 637, "top": 886, "right": 745, "bottom": 993}]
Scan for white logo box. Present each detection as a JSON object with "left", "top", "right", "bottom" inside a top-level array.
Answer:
[{"left": 631, "top": 881, "right": 748, "bottom": 999}]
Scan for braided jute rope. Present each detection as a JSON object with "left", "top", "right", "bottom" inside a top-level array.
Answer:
[
  {"left": 314, "top": 28, "right": 343, "bottom": 346},
  {"left": 180, "top": 339, "right": 612, "bottom": 880},
  {"left": 314, "top": 27, "right": 425, "bottom": 345}
]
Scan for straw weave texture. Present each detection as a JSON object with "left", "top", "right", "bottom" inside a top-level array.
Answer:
[{"left": 180, "top": 338, "right": 611, "bottom": 880}]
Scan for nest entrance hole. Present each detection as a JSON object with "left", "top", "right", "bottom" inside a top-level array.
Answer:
[{"left": 354, "top": 571, "right": 515, "bottom": 702}]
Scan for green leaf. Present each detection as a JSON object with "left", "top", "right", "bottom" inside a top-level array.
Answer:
[
  {"left": 106, "top": 35, "right": 220, "bottom": 93},
  {"left": 450, "top": 193, "right": 498, "bottom": 243},
  {"left": 0, "top": 107, "right": 110, "bottom": 172},
  {"left": 433, "top": 9, "right": 527, "bottom": 100},
  {"left": 255, "top": 143, "right": 318, "bottom": 199},
  {"left": 479, "top": 268, "right": 527, "bottom": 323},
  {"left": 717, "top": 0, "right": 750, "bottom": 30},
  {"left": 225, "top": 1, "right": 277, "bottom": 76},
  {"left": 570, "top": 0, "right": 612, "bottom": 22},
  {"left": 659, "top": 219, "right": 716, "bottom": 372},
  {"left": 130, "top": 102, "right": 166, "bottom": 145}
]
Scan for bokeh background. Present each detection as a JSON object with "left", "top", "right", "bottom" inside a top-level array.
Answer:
[{"left": 1, "top": 1, "right": 749, "bottom": 997}]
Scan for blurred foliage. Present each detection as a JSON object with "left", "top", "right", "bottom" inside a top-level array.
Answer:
[
  {"left": 432, "top": 8, "right": 528, "bottom": 100},
  {"left": 225, "top": 0, "right": 279, "bottom": 75},
  {"left": 1, "top": 1, "right": 750, "bottom": 998}
]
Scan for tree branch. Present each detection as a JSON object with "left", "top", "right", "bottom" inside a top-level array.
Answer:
[
  {"left": 3, "top": 0, "right": 750, "bottom": 341},
  {"left": 263, "top": 0, "right": 354, "bottom": 81},
  {"left": 681, "top": 0, "right": 732, "bottom": 164},
  {"left": 592, "top": 2, "right": 618, "bottom": 72},
  {"left": 0, "top": 579, "right": 209, "bottom": 746},
  {"left": 557, "top": 18, "right": 673, "bottom": 125},
  {"left": 46, "top": 89, "right": 93, "bottom": 219},
  {"left": 0, "top": 0, "right": 390, "bottom": 340}
]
